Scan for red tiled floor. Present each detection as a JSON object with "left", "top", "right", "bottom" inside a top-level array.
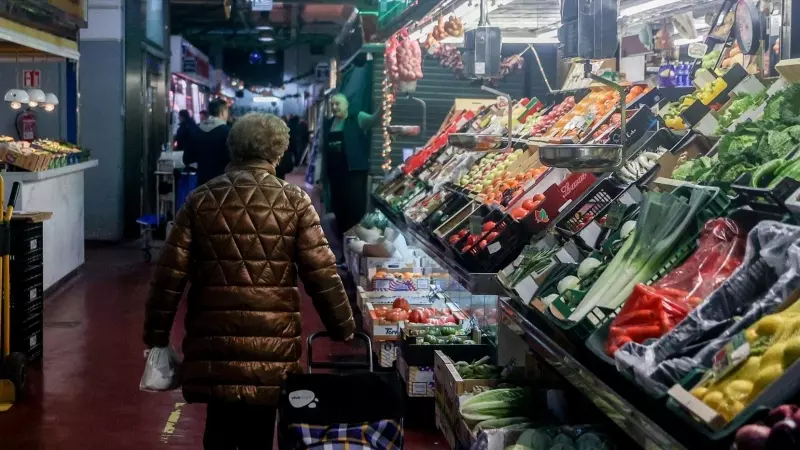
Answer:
[{"left": 0, "top": 171, "right": 445, "bottom": 449}]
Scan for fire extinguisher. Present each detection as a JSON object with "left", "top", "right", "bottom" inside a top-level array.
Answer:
[{"left": 15, "top": 108, "right": 37, "bottom": 142}]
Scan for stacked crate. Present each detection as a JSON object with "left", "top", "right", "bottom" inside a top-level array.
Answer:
[{"left": 9, "top": 221, "right": 44, "bottom": 362}]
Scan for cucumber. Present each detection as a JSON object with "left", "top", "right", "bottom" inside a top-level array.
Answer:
[{"left": 751, "top": 159, "right": 784, "bottom": 188}]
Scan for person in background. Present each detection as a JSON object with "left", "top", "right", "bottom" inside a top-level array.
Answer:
[
  {"left": 143, "top": 112, "right": 355, "bottom": 450},
  {"left": 323, "top": 93, "right": 381, "bottom": 263},
  {"left": 183, "top": 99, "right": 231, "bottom": 185},
  {"left": 174, "top": 110, "right": 197, "bottom": 152},
  {"left": 199, "top": 110, "right": 209, "bottom": 122}
]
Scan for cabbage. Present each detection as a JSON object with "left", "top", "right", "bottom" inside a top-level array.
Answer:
[{"left": 516, "top": 429, "right": 552, "bottom": 449}]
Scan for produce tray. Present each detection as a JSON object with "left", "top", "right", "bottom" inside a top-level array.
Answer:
[
  {"left": 460, "top": 215, "right": 527, "bottom": 273},
  {"left": 400, "top": 335, "right": 492, "bottom": 367},
  {"left": 732, "top": 172, "right": 800, "bottom": 216},
  {"left": 545, "top": 185, "right": 731, "bottom": 342},
  {"left": 666, "top": 354, "right": 800, "bottom": 440},
  {"left": 585, "top": 207, "right": 786, "bottom": 371},
  {"left": 553, "top": 176, "right": 627, "bottom": 237}
]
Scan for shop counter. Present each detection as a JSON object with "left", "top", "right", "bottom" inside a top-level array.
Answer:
[{"left": 2, "top": 160, "right": 98, "bottom": 290}]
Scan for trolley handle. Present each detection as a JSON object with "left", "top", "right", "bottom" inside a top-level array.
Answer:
[
  {"left": 7, "top": 182, "right": 19, "bottom": 211},
  {"left": 307, "top": 331, "right": 373, "bottom": 374}
]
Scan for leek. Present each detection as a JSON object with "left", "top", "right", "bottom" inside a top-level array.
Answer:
[{"left": 568, "top": 187, "right": 714, "bottom": 321}]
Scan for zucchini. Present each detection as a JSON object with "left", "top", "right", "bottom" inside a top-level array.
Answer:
[{"left": 751, "top": 159, "right": 784, "bottom": 188}]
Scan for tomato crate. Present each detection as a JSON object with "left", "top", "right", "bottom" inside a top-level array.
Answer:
[{"left": 544, "top": 185, "right": 731, "bottom": 342}]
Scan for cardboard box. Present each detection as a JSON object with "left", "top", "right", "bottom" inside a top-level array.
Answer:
[
  {"left": 364, "top": 301, "right": 466, "bottom": 341},
  {"left": 373, "top": 340, "right": 398, "bottom": 368},
  {"left": 366, "top": 267, "right": 429, "bottom": 291},
  {"left": 355, "top": 286, "right": 432, "bottom": 313},
  {"left": 397, "top": 354, "right": 435, "bottom": 397}
]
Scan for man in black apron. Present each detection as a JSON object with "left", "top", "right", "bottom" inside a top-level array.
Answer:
[{"left": 323, "top": 93, "right": 381, "bottom": 263}]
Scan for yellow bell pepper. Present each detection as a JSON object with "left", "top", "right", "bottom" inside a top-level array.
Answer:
[{"left": 692, "top": 300, "right": 800, "bottom": 422}]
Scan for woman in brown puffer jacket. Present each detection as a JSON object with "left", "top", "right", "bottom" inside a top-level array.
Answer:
[{"left": 143, "top": 112, "right": 355, "bottom": 450}]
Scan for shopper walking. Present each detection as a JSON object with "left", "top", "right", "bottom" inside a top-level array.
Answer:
[
  {"left": 143, "top": 112, "right": 355, "bottom": 450},
  {"left": 174, "top": 109, "right": 197, "bottom": 152},
  {"left": 323, "top": 93, "right": 380, "bottom": 263},
  {"left": 182, "top": 99, "right": 231, "bottom": 185}
]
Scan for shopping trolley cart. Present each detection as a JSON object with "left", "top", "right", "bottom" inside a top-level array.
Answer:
[{"left": 279, "top": 332, "right": 405, "bottom": 450}]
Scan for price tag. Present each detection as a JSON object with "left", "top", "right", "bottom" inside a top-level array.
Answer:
[
  {"left": 693, "top": 112, "right": 719, "bottom": 136},
  {"left": 29, "top": 288, "right": 36, "bottom": 301},
  {"left": 469, "top": 215, "right": 483, "bottom": 236},
  {"left": 30, "top": 239, "right": 37, "bottom": 251},
  {"left": 415, "top": 278, "right": 430, "bottom": 290},
  {"left": 687, "top": 42, "right": 709, "bottom": 59},
  {"left": 488, "top": 242, "right": 502, "bottom": 254},
  {"left": 711, "top": 331, "right": 750, "bottom": 380},
  {"left": 578, "top": 221, "right": 602, "bottom": 247},
  {"left": 515, "top": 275, "right": 539, "bottom": 303}
]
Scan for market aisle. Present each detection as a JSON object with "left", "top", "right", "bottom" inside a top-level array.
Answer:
[{"left": 0, "top": 171, "right": 443, "bottom": 449}]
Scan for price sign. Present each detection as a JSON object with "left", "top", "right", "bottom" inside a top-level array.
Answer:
[{"left": 687, "top": 42, "right": 709, "bottom": 59}]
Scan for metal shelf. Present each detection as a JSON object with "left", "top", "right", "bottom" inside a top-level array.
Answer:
[
  {"left": 373, "top": 195, "right": 504, "bottom": 295},
  {"left": 498, "top": 295, "right": 689, "bottom": 450}
]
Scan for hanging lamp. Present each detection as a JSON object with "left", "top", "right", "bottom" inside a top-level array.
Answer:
[{"left": 4, "top": 50, "right": 29, "bottom": 109}]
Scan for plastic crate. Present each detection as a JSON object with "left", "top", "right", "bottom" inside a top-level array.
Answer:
[
  {"left": 10, "top": 317, "right": 42, "bottom": 363},
  {"left": 554, "top": 176, "right": 626, "bottom": 236},
  {"left": 545, "top": 185, "right": 731, "bottom": 341},
  {"left": 10, "top": 222, "right": 43, "bottom": 256}
]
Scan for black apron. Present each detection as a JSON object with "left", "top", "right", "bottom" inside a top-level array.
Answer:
[{"left": 325, "top": 129, "right": 367, "bottom": 234}]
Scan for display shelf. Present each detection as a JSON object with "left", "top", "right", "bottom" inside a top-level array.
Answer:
[
  {"left": 497, "top": 293, "right": 744, "bottom": 450},
  {"left": 497, "top": 296, "right": 687, "bottom": 449},
  {"left": 373, "top": 194, "right": 504, "bottom": 295}
]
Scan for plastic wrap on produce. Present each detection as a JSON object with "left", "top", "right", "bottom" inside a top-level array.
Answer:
[
  {"left": 614, "top": 221, "right": 800, "bottom": 397},
  {"left": 470, "top": 425, "right": 614, "bottom": 450}
]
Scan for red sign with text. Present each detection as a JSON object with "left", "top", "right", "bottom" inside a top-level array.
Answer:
[{"left": 23, "top": 70, "right": 40, "bottom": 89}]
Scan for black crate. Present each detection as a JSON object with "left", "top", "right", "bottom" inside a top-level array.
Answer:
[
  {"left": 10, "top": 320, "right": 42, "bottom": 363},
  {"left": 10, "top": 222, "right": 43, "bottom": 256},
  {"left": 11, "top": 278, "right": 44, "bottom": 308}
]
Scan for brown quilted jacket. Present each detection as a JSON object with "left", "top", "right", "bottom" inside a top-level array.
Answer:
[{"left": 143, "top": 160, "right": 355, "bottom": 405}]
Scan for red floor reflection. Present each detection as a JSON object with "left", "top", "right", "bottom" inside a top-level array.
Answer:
[{"left": 0, "top": 176, "right": 444, "bottom": 449}]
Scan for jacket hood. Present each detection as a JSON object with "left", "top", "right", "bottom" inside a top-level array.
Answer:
[{"left": 198, "top": 116, "right": 227, "bottom": 132}]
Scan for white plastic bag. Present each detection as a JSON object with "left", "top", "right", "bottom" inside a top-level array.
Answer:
[{"left": 139, "top": 347, "right": 181, "bottom": 392}]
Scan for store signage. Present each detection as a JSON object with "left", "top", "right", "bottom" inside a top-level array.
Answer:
[
  {"left": 251, "top": 0, "right": 273, "bottom": 11},
  {"left": 23, "top": 70, "right": 40, "bottom": 89},
  {"left": 182, "top": 57, "right": 197, "bottom": 74}
]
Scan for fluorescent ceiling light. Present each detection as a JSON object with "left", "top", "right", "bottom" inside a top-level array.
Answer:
[
  {"left": 259, "top": 36, "right": 274, "bottom": 42},
  {"left": 504, "top": 36, "right": 559, "bottom": 44},
  {"left": 265, "top": 49, "right": 276, "bottom": 54},
  {"left": 255, "top": 25, "right": 273, "bottom": 30},
  {"left": 673, "top": 36, "right": 704, "bottom": 46},
  {"left": 253, "top": 96, "right": 279, "bottom": 103},
  {"left": 619, "top": 0, "right": 672, "bottom": 17}
]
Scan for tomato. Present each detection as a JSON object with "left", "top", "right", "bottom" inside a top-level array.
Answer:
[
  {"left": 522, "top": 199, "right": 536, "bottom": 210},
  {"left": 478, "top": 240, "right": 488, "bottom": 250},
  {"left": 442, "top": 307, "right": 452, "bottom": 315},
  {"left": 533, "top": 193, "right": 546, "bottom": 202},
  {"left": 457, "top": 228, "right": 469, "bottom": 237},
  {"left": 486, "top": 231, "right": 500, "bottom": 243},
  {"left": 466, "top": 235, "right": 479, "bottom": 246},
  {"left": 392, "top": 297, "right": 410, "bottom": 311},
  {"left": 482, "top": 221, "right": 496, "bottom": 233},
  {"left": 442, "top": 315, "right": 458, "bottom": 324},
  {"left": 374, "top": 307, "right": 389, "bottom": 318},
  {"left": 448, "top": 234, "right": 461, "bottom": 245},
  {"left": 426, "top": 318, "right": 442, "bottom": 325},
  {"left": 510, "top": 207, "right": 529, "bottom": 221},
  {"left": 408, "top": 309, "right": 425, "bottom": 323}
]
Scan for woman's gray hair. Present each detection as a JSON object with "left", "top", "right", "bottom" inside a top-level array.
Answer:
[{"left": 227, "top": 112, "right": 289, "bottom": 163}]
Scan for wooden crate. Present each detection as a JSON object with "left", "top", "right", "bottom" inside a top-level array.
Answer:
[
  {"left": 456, "top": 415, "right": 477, "bottom": 449},
  {"left": 433, "top": 350, "right": 500, "bottom": 425},
  {"left": 435, "top": 399, "right": 458, "bottom": 450}
]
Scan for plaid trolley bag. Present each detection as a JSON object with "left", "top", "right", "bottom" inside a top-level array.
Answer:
[{"left": 279, "top": 332, "right": 405, "bottom": 450}]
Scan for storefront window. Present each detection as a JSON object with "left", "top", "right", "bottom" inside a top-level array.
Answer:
[{"left": 145, "top": 0, "right": 164, "bottom": 47}]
